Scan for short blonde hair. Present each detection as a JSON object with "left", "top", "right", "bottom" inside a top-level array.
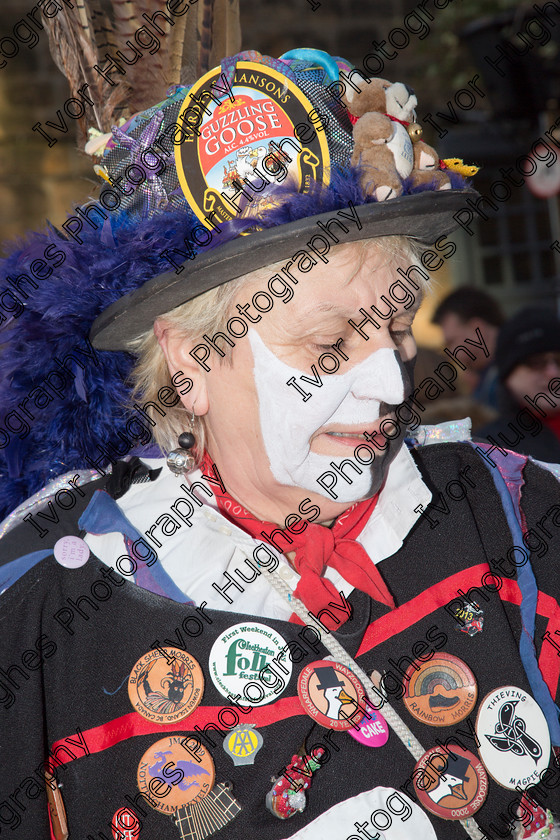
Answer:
[{"left": 126, "top": 236, "right": 429, "bottom": 459}]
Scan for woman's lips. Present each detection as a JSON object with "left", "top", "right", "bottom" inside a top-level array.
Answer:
[
  {"left": 313, "top": 418, "right": 396, "bottom": 450},
  {"left": 321, "top": 431, "right": 370, "bottom": 447}
]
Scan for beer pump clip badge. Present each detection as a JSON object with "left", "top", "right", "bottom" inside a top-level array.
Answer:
[{"left": 175, "top": 61, "right": 331, "bottom": 228}]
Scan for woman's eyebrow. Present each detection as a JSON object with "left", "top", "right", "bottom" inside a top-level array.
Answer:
[
  {"left": 290, "top": 286, "right": 425, "bottom": 329},
  {"left": 291, "top": 302, "right": 350, "bottom": 325}
]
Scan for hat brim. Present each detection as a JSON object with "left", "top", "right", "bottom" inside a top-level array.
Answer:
[{"left": 90, "top": 189, "right": 470, "bottom": 350}]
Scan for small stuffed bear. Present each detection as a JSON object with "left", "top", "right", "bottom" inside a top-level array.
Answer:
[{"left": 342, "top": 77, "right": 451, "bottom": 200}]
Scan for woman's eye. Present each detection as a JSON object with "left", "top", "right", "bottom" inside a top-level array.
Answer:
[
  {"left": 390, "top": 327, "right": 412, "bottom": 343},
  {"left": 312, "top": 340, "right": 343, "bottom": 351}
]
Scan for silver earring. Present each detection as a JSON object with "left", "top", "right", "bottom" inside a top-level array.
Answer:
[{"left": 167, "top": 409, "right": 197, "bottom": 475}]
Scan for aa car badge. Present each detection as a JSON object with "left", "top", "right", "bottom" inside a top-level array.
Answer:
[
  {"left": 223, "top": 724, "right": 263, "bottom": 766},
  {"left": 413, "top": 745, "right": 488, "bottom": 820},
  {"left": 128, "top": 647, "right": 204, "bottom": 724},
  {"left": 476, "top": 686, "right": 551, "bottom": 790},
  {"left": 297, "top": 659, "right": 367, "bottom": 730},
  {"left": 175, "top": 61, "right": 330, "bottom": 228},
  {"left": 402, "top": 653, "right": 478, "bottom": 727}
]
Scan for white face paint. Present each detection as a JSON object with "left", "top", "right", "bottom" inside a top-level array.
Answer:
[{"left": 248, "top": 329, "right": 408, "bottom": 503}]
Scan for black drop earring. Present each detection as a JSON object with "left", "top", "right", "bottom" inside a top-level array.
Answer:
[{"left": 167, "top": 410, "right": 197, "bottom": 475}]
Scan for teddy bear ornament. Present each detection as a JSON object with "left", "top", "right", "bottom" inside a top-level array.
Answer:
[{"left": 343, "top": 77, "right": 478, "bottom": 201}]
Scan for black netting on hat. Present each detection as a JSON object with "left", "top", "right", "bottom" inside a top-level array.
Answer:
[{"left": 292, "top": 66, "right": 353, "bottom": 168}]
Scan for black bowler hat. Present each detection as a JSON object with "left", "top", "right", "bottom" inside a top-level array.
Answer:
[{"left": 87, "top": 48, "right": 476, "bottom": 350}]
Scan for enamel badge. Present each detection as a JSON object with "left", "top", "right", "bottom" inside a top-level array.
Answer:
[
  {"left": 451, "top": 599, "right": 484, "bottom": 636},
  {"left": 111, "top": 808, "right": 141, "bottom": 840},
  {"left": 173, "top": 782, "right": 242, "bottom": 839},
  {"left": 223, "top": 724, "right": 263, "bottom": 766},
  {"left": 476, "top": 686, "right": 551, "bottom": 790},
  {"left": 175, "top": 62, "right": 330, "bottom": 228}
]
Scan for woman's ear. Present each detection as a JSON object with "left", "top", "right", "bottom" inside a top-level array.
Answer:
[{"left": 154, "top": 319, "right": 210, "bottom": 415}]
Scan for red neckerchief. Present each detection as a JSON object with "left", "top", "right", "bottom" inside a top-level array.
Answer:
[{"left": 200, "top": 453, "right": 395, "bottom": 629}]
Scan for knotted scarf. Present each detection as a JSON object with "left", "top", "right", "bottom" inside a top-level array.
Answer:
[{"left": 200, "top": 453, "right": 394, "bottom": 629}]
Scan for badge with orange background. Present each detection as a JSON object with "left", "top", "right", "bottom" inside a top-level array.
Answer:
[{"left": 402, "top": 653, "right": 477, "bottom": 727}]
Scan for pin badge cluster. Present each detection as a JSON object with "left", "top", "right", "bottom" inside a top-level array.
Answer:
[{"left": 127, "top": 640, "right": 244, "bottom": 838}]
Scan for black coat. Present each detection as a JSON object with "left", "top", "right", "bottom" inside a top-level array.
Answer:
[{"left": 1, "top": 442, "right": 560, "bottom": 840}]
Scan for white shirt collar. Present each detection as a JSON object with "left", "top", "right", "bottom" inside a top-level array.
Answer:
[{"left": 84, "top": 443, "right": 431, "bottom": 620}]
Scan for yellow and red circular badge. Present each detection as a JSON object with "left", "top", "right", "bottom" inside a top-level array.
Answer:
[
  {"left": 175, "top": 61, "right": 330, "bottom": 228},
  {"left": 137, "top": 735, "right": 215, "bottom": 814},
  {"left": 128, "top": 647, "right": 204, "bottom": 724},
  {"left": 403, "top": 653, "right": 477, "bottom": 727},
  {"left": 413, "top": 744, "right": 488, "bottom": 820},
  {"left": 297, "top": 660, "right": 367, "bottom": 730}
]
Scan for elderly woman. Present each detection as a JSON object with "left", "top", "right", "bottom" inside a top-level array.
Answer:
[{"left": 1, "top": 48, "right": 559, "bottom": 840}]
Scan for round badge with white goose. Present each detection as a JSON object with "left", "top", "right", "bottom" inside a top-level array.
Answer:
[
  {"left": 476, "top": 686, "right": 551, "bottom": 790},
  {"left": 208, "top": 622, "right": 291, "bottom": 706},
  {"left": 297, "top": 660, "right": 367, "bottom": 730},
  {"left": 413, "top": 744, "right": 488, "bottom": 820}
]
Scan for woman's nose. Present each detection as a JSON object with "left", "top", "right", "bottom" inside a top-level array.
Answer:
[{"left": 350, "top": 348, "right": 406, "bottom": 405}]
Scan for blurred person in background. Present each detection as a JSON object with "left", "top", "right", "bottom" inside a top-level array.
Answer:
[
  {"left": 478, "top": 307, "right": 560, "bottom": 462},
  {"left": 413, "top": 346, "right": 498, "bottom": 433},
  {"left": 432, "top": 286, "right": 504, "bottom": 411}
]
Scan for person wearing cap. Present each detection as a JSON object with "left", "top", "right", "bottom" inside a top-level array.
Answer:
[
  {"left": 478, "top": 307, "right": 560, "bottom": 463},
  {"left": 1, "top": 31, "right": 560, "bottom": 840}
]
